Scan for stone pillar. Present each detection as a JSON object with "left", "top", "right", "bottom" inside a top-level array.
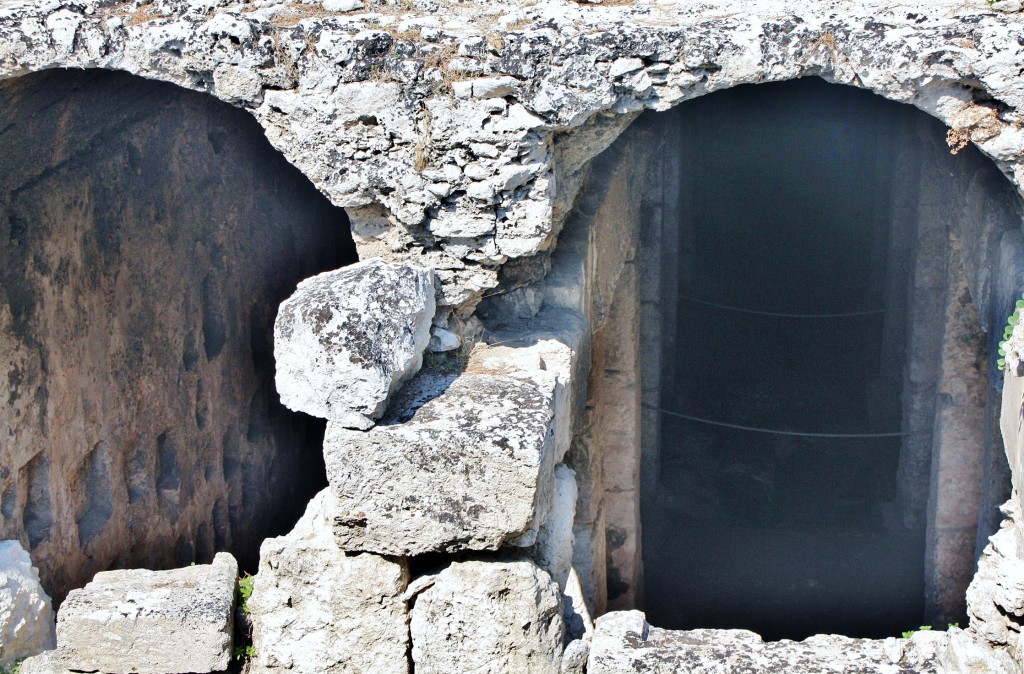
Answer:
[{"left": 924, "top": 239, "right": 989, "bottom": 626}]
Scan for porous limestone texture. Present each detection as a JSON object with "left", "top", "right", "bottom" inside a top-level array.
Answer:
[
  {"left": 274, "top": 258, "right": 436, "bottom": 429},
  {"left": 410, "top": 559, "right": 564, "bottom": 674},
  {"left": 532, "top": 464, "right": 578, "bottom": 592},
  {"left": 324, "top": 334, "right": 574, "bottom": 555},
  {"left": 964, "top": 497, "right": 1024, "bottom": 666},
  {"left": 0, "top": 540, "right": 55, "bottom": 667},
  {"left": 1, "top": 0, "right": 1023, "bottom": 322},
  {"left": 587, "top": 611, "right": 944, "bottom": 674},
  {"left": 249, "top": 489, "right": 410, "bottom": 674},
  {"left": 55, "top": 553, "right": 238, "bottom": 674}
]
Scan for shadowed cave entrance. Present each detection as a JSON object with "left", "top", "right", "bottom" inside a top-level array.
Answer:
[
  {"left": 615, "top": 78, "right": 1024, "bottom": 640},
  {"left": 0, "top": 69, "right": 357, "bottom": 602}
]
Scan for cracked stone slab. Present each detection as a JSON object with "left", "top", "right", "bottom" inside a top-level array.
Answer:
[
  {"left": 249, "top": 489, "right": 410, "bottom": 674},
  {"left": 410, "top": 559, "right": 564, "bottom": 674},
  {"left": 54, "top": 553, "right": 238, "bottom": 674},
  {"left": 324, "top": 335, "right": 575, "bottom": 555},
  {"left": 274, "top": 258, "right": 436, "bottom": 430}
]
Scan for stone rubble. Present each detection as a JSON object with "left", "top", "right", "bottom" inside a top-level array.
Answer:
[
  {"left": 324, "top": 335, "right": 573, "bottom": 555},
  {"left": 4, "top": 1, "right": 1024, "bottom": 673},
  {"left": 50, "top": 553, "right": 238, "bottom": 674},
  {"left": 588, "top": 610, "right": 946, "bottom": 674},
  {"left": 0, "top": 540, "right": 55, "bottom": 669},
  {"left": 249, "top": 490, "right": 410, "bottom": 674},
  {"left": 274, "top": 258, "right": 436, "bottom": 430},
  {"left": 410, "top": 558, "right": 565, "bottom": 674}
]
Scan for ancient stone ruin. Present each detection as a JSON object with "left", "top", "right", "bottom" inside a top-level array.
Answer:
[{"left": 2, "top": 0, "right": 1024, "bottom": 671}]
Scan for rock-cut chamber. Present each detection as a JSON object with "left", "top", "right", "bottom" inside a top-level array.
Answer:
[
  {"left": 0, "top": 69, "right": 357, "bottom": 602},
  {"left": 569, "top": 77, "right": 1023, "bottom": 640}
]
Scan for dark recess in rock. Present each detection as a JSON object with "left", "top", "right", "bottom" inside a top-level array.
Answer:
[{"left": 0, "top": 68, "right": 358, "bottom": 602}]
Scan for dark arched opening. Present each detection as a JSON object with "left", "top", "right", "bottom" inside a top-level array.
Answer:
[
  {"left": 0, "top": 68, "right": 357, "bottom": 602},
  {"left": 637, "top": 78, "right": 1022, "bottom": 639}
]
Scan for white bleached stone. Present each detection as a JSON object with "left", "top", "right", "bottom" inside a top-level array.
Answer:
[
  {"left": 55, "top": 553, "right": 238, "bottom": 674},
  {"left": 324, "top": 336, "right": 574, "bottom": 555},
  {"left": 410, "top": 559, "right": 564, "bottom": 674},
  {"left": 322, "top": 0, "right": 364, "bottom": 11},
  {"left": 249, "top": 490, "right": 409, "bottom": 674},
  {"left": 274, "top": 259, "right": 436, "bottom": 430},
  {"left": 588, "top": 611, "right": 943, "bottom": 674},
  {"left": 0, "top": 540, "right": 56, "bottom": 668},
  {"left": 533, "top": 464, "right": 578, "bottom": 591}
]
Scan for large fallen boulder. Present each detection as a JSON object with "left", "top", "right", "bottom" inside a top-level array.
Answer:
[
  {"left": 410, "top": 559, "right": 564, "bottom": 674},
  {"left": 324, "top": 337, "right": 573, "bottom": 555},
  {"left": 249, "top": 490, "right": 410, "bottom": 674},
  {"left": 0, "top": 540, "right": 56, "bottom": 668},
  {"left": 274, "top": 259, "right": 436, "bottom": 430},
  {"left": 54, "top": 553, "right": 237, "bottom": 674}
]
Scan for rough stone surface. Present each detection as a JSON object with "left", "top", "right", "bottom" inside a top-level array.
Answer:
[
  {"left": 965, "top": 497, "right": 1024, "bottom": 665},
  {"left": 249, "top": 489, "right": 409, "bottom": 674},
  {"left": 55, "top": 553, "right": 238, "bottom": 674},
  {"left": 0, "top": 68, "right": 353, "bottom": 601},
  {"left": 1, "top": 0, "right": 1023, "bottom": 321},
  {"left": 274, "top": 258, "right": 436, "bottom": 430},
  {"left": 410, "top": 559, "right": 564, "bottom": 674},
  {"left": 588, "top": 611, "right": 944, "bottom": 674},
  {"left": 324, "top": 335, "right": 574, "bottom": 555},
  {"left": 941, "top": 627, "right": 1021, "bottom": 674},
  {"left": 0, "top": 540, "right": 55, "bottom": 667},
  {"left": 532, "top": 464, "right": 577, "bottom": 592}
]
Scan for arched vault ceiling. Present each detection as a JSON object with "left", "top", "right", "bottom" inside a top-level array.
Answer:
[{"left": 2, "top": 0, "right": 1023, "bottom": 310}]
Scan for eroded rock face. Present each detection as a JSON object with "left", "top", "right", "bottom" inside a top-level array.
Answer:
[
  {"left": 324, "top": 337, "right": 572, "bottom": 555},
  {"left": 410, "top": 559, "right": 564, "bottom": 674},
  {"left": 965, "top": 498, "right": 1024, "bottom": 663},
  {"left": 0, "top": 540, "right": 55, "bottom": 667},
  {"left": 0, "top": 68, "right": 354, "bottom": 601},
  {"left": 55, "top": 553, "right": 238, "bottom": 674},
  {"left": 588, "top": 611, "right": 944, "bottom": 674},
  {"left": 274, "top": 259, "right": 436, "bottom": 430},
  {"left": 249, "top": 490, "right": 410, "bottom": 674}
]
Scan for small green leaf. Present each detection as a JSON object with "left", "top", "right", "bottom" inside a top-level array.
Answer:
[{"left": 1000, "top": 348, "right": 1007, "bottom": 356}]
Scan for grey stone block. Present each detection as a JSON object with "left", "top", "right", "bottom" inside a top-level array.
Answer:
[{"left": 56, "top": 553, "right": 237, "bottom": 674}]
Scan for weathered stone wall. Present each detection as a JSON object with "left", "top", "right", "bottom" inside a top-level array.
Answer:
[
  {"left": 2, "top": 0, "right": 1024, "bottom": 671},
  {"left": 0, "top": 68, "right": 354, "bottom": 602}
]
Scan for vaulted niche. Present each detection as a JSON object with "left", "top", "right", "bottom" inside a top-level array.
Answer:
[
  {"left": 0, "top": 69, "right": 357, "bottom": 602},
  {"left": 561, "top": 77, "right": 1024, "bottom": 641},
  {"left": 639, "top": 79, "right": 1023, "bottom": 639}
]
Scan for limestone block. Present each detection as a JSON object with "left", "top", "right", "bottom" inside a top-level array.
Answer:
[
  {"left": 941, "top": 628, "right": 1021, "bottom": 673},
  {"left": 588, "top": 611, "right": 942, "bottom": 674},
  {"left": 533, "top": 465, "right": 578, "bottom": 591},
  {"left": 249, "top": 490, "right": 409, "bottom": 674},
  {"left": 274, "top": 259, "right": 436, "bottom": 430},
  {"left": 0, "top": 540, "right": 56, "bottom": 667},
  {"left": 410, "top": 559, "right": 564, "bottom": 674},
  {"left": 55, "top": 553, "right": 237, "bottom": 674},
  {"left": 966, "top": 498, "right": 1024, "bottom": 657},
  {"left": 325, "top": 337, "right": 574, "bottom": 555}
]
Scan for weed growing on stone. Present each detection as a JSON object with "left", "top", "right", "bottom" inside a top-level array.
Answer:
[
  {"left": 0, "top": 660, "right": 24, "bottom": 674},
  {"left": 996, "top": 293, "right": 1024, "bottom": 371},
  {"left": 238, "top": 575, "right": 255, "bottom": 614},
  {"left": 901, "top": 625, "right": 932, "bottom": 639},
  {"left": 233, "top": 645, "right": 256, "bottom": 663}
]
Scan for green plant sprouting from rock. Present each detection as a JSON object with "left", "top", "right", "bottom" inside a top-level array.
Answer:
[
  {"left": 238, "top": 575, "right": 254, "bottom": 615},
  {"left": 997, "top": 294, "right": 1024, "bottom": 371}
]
